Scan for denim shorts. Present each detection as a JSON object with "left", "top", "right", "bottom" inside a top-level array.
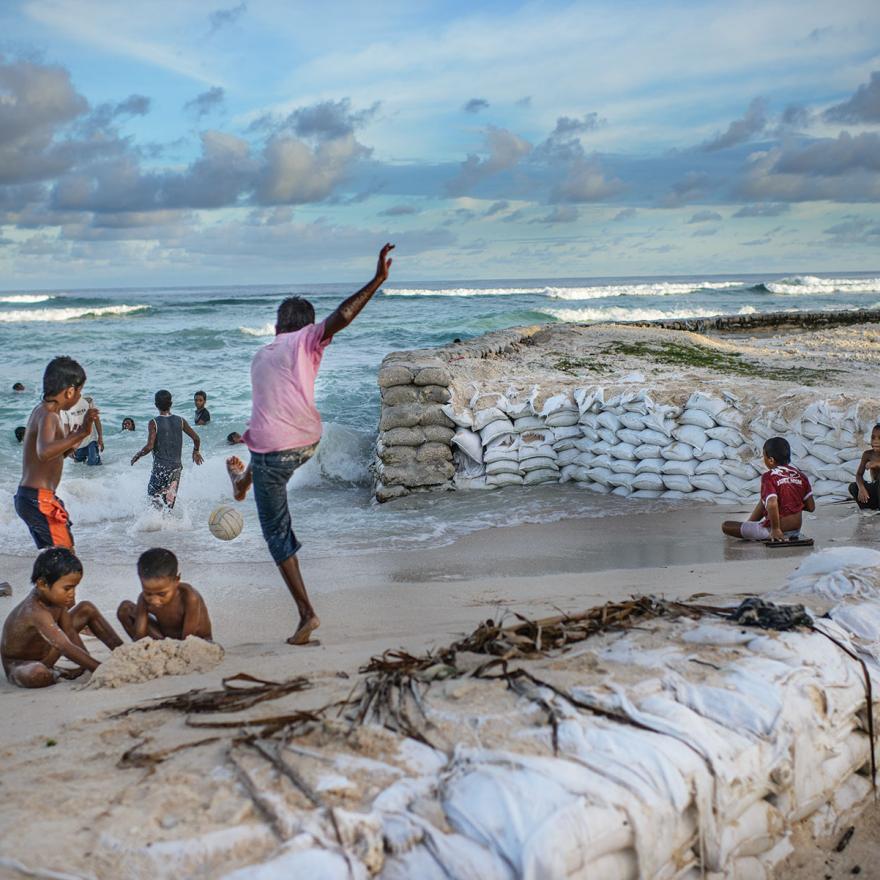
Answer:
[{"left": 251, "top": 443, "right": 318, "bottom": 564}]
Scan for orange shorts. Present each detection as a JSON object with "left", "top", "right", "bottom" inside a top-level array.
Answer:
[{"left": 14, "top": 487, "right": 74, "bottom": 550}]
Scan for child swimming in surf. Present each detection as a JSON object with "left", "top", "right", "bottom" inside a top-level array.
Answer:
[{"left": 849, "top": 424, "right": 880, "bottom": 510}]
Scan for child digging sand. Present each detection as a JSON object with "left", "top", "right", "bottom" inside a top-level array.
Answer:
[
  {"left": 227, "top": 243, "right": 394, "bottom": 646},
  {"left": 722, "top": 436, "right": 815, "bottom": 543},
  {"left": 1, "top": 548, "right": 123, "bottom": 688},
  {"left": 117, "top": 548, "right": 212, "bottom": 641},
  {"left": 849, "top": 423, "right": 880, "bottom": 510}
]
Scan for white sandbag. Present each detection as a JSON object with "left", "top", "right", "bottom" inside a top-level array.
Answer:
[
  {"left": 798, "top": 454, "right": 826, "bottom": 475},
  {"left": 612, "top": 459, "right": 637, "bottom": 476},
  {"left": 662, "top": 474, "right": 695, "bottom": 493},
  {"left": 452, "top": 429, "right": 483, "bottom": 464},
  {"left": 679, "top": 408, "right": 716, "bottom": 430},
  {"left": 587, "top": 467, "right": 614, "bottom": 486},
  {"left": 524, "top": 468, "right": 560, "bottom": 485},
  {"left": 553, "top": 425, "right": 582, "bottom": 442},
  {"left": 520, "top": 430, "right": 554, "bottom": 449},
  {"left": 631, "top": 489, "right": 664, "bottom": 498},
  {"left": 799, "top": 419, "right": 830, "bottom": 440},
  {"left": 838, "top": 446, "right": 862, "bottom": 461},
  {"left": 809, "top": 444, "right": 843, "bottom": 465},
  {"left": 662, "top": 459, "right": 697, "bottom": 477},
  {"left": 585, "top": 481, "right": 611, "bottom": 494},
  {"left": 638, "top": 428, "right": 672, "bottom": 446},
  {"left": 557, "top": 448, "right": 580, "bottom": 466},
  {"left": 513, "top": 415, "right": 545, "bottom": 432},
  {"left": 695, "top": 459, "right": 722, "bottom": 475},
  {"left": 560, "top": 465, "right": 591, "bottom": 483},
  {"left": 591, "top": 453, "right": 613, "bottom": 469},
  {"left": 546, "top": 411, "right": 580, "bottom": 428},
  {"left": 486, "top": 472, "right": 524, "bottom": 487},
  {"left": 597, "top": 411, "right": 622, "bottom": 432},
  {"left": 574, "top": 451, "right": 596, "bottom": 467},
  {"left": 726, "top": 443, "right": 754, "bottom": 460},
  {"left": 686, "top": 391, "right": 728, "bottom": 417},
  {"left": 812, "top": 479, "right": 847, "bottom": 497},
  {"left": 442, "top": 404, "right": 474, "bottom": 429},
  {"left": 453, "top": 475, "right": 494, "bottom": 490},
  {"left": 539, "top": 392, "right": 576, "bottom": 417},
  {"left": 223, "top": 843, "right": 368, "bottom": 880},
  {"left": 619, "top": 412, "right": 647, "bottom": 431},
  {"left": 598, "top": 428, "right": 619, "bottom": 446},
  {"left": 610, "top": 485, "right": 632, "bottom": 497},
  {"left": 672, "top": 424, "right": 709, "bottom": 448},
  {"left": 707, "top": 426, "right": 745, "bottom": 447},
  {"left": 607, "top": 472, "right": 636, "bottom": 490},
  {"left": 577, "top": 427, "right": 600, "bottom": 444},
  {"left": 691, "top": 473, "right": 726, "bottom": 494},
  {"left": 635, "top": 458, "right": 664, "bottom": 475},
  {"left": 661, "top": 489, "right": 688, "bottom": 499},
  {"left": 616, "top": 428, "right": 643, "bottom": 447},
  {"left": 609, "top": 442, "right": 638, "bottom": 461},
  {"left": 484, "top": 448, "right": 519, "bottom": 465},
  {"left": 748, "top": 418, "right": 774, "bottom": 441},
  {"left": 720, "top": 460, "right": 759, "bottom": 480},
  {"left": 820, "top": 466, "right": 854, "bottom": 483},
  {"left": 592, "top": 440, "right": 612, "bottom": 456},
  {"left": 486, "top": 459, "right": 521, "bottom": 476},
  {"left": 579, "top": 411, "right": 600, "bottom": 429},
  {"left": 722, "top": 473, "right": 755, "bottom": 497},
  {"left": 474, "top": 407, "right": 509, "bottom": 431},
  {"left": 660, "top": 442, "right": 696, "bottom": 462},
  {"left": 521, "top": 457, "right": 559, "bottom": 473},
  {"left": 716, "top": 800, "right": 784, "bottom": 863},
  {"left": 632, "top": 473, "right": 665, "bottom": 492},
  {"left": 573, "top": 387, "right": 601, "bottom": 413},
  {"left": 634, "top": 444, "right": 663, "bottom": 460},
  {"left": 551, "top": 436, "right": 578, "bottom": 452},
  {"left": 714, "top": 407, "right": 744, "bottom": 429},
  {"left": 696, "top": 440, "right": 726, "bottom": 461},
  {"left": 481, "top": 420, "right": 515, "bottom": 446},
  {"left": 519, "top": 442, "right": 555, "bottom": 460}
]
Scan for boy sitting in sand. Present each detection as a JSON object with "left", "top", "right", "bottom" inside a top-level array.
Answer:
[
  {"left": 227, "top": 243, "right": 394, "bottom": 646},
  {"left": 722, "top": 436, "right": 815, "bottom": 543},
  {"left": 131, "top": 390, "right": 203, "bottom": 508},
  {"left": 117, "top": 548, "right": 212, "bottom": 641},
  {"left": 1, "top": 548, "right": 123, "bottom": 688},
  {"left": 849, "top": 423, "right": 880, "bottom": 510},
  {"left": 16, "top": 356, "right": 100, "bottom": 550}
]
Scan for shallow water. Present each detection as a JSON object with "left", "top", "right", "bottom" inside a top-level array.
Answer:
[{"left": 0, "top": 271, "right": 877, "bottom": 563}]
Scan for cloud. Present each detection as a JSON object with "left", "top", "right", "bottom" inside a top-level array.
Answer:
[
  {"left": 515, "top": 96, "right": 532, "bottom": 108},
  {"left": 779, "top": 104, "right": 812, "bottom": 129},
  {"left": 446, "top": 126, "right": 532, "bottom": 195},
  {"left": 535, "top": 113, "right": 604, "bottom": 162},
  {"left": 281, "top": 98, "right": 379, "bottom": 141},
  {"left": 379, "top": 203, "right": 419, "bottom": 216},
  {"left": 484, "top": 200, "right": 509, "bottom": 216},
  {"left": 660, "top": 171, "right": 711, "bottom": 207},
  {"left": 552, "top": 159, "right": 623, "bottom": 202},
  {"left": 822, "top": 215, "right": 880, "bottom": 244},
  {"left": 824, "top": 71, "right": 880, "bottom": 124},
  {"left": 83, "top": 94, "right": 150, "bottom": 135},
  {"left": 463, "top": 98, "right": 489, "bottom": 114},
  {"left": 532, "top": 205, "right": 579, "bottom": 224},
  {"left": 702, "top": 97, "right": 768, "bottom": 152},
  {"left": 733, "top": 203, "right": 790, "bottom": 217},
  {"left": 184, "top": 87, "right": 225, "bottom": 119},
  {"left": 612, "top": 207, "right": 636, "bottom": 221},
  {"left": 691, "top": 226, "right": 718, "bottom": 236},
  {"left": 208, "top": 2, "right": 247, "bottom": 35},
  {"left": 687, "top": 209, "right": 722, "bottom": 223}
]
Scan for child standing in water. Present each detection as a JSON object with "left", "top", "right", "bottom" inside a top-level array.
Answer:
[
  {"left": 849, "top": 424, "right": 880, "bottom": 510},
  {"left": 131, "top": 390, "right": 203, "bottom": 508},
  {"left": 15, "top": 357, "right": 99, "bottom": 550},
  {"left": 227, "top": 243, "right": 394, "bottom": 646}
]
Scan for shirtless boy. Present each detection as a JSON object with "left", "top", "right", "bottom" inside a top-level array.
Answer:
[
  {"left": 117, "top": 547, "right": 213, "bottom": 641},
  {"left": 227, "top": 243, "right": 394, "bottom": 646},
  {"left": 849, "top": 424, "right": 880, "bottom": 510},
  {"left": 15, "top": 356, "right": 99, "bottom": 550},
  {"left": 1, "top": 548, "right": 123, "bottom": 688}
]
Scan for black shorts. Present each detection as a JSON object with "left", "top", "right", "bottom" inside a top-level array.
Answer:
[{"left": 148, "top": 464, "right": 182, "bottom": 508}]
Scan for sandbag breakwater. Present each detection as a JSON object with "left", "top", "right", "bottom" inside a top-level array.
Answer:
[{"left": 372, "top": 319, "right": 880, "bottom": 503}]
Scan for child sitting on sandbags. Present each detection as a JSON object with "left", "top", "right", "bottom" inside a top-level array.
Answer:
[
  {"left": 722, "top": 436, "right": 815, "bottom": 543},
  {"left": 848, "top": 423, "right": 880, "bottom": 510}
]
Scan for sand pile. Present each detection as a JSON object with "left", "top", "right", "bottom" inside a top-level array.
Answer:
[{"left": 87, "top": 636, "right": 224, "bottom": 688}]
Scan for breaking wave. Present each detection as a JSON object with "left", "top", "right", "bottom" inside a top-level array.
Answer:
[
  {"left": 0, "top": 294, "right": 56, "bottom": 304},
  {"left": 384, "top": 281, "right": 746, "bottom": 299},
  {"left": 0, "top": 304, "right": 148, "bottom": 323},
  {"left": 540, "top": 305, "right": 760, "bottom": 323},
  {"left": 239, "top": 323, "right": 275, "bottom": 337},
  {"left": 756, "top": 276, "right": 880, "bottom": 295}
]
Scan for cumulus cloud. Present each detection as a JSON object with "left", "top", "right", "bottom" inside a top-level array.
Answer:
[
  {"left": 208, "top": 2, "right": 247, "bottom": 35},
  {"left": 687, "top": 209, "right": 722, "bottom": 223},
  {"left": 824, "top": 71, "right": 880, "bottom": 124},
  {"left": 661, "top": 171, "right": 711, "bottom": 207},
  {"left": 552, "top": 159, "right": 623, "bottom": 203},
  {"left": 463, "top": 98, "right": 489, "bottom": 114},
  {"left": 779, "top": 104, "right": 812, "bottom": 129},
  {"left": 254, "top": 98, "right": 380, "bottom": 141},
  {"left": 702, "top": 98, "right": 768, "bottom": 152},
  {"left": 733, "top": 203, "right": 789, "bottom": 217},
  {"left": 535, "top": 113, "right": 604, "bottom": 162},
  {"left": 446, "top": 126, "right": 532, "bottom": 196},
  {"left": 184, "top": 87, "right": 225, "bottom": 119}
]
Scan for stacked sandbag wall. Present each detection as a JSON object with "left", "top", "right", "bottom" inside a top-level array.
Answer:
[{"left": 446, "top": 388, "right": 877, "bottom": 502}]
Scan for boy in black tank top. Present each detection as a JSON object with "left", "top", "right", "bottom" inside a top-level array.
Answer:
[{"left": 131, "top": 390, "right": 203, "bottom": 508}]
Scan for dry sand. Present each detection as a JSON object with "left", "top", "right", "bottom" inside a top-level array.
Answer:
[{"left": 1, "top": 499, "right": 879, "bottom": 878}]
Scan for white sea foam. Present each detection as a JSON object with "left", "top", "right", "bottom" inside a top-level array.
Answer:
[
  {"left": 384, "top": 286, "right": 550, "bottom": 297},
  {"left": 0, "top": 294, "right": 55, "bottom": 304},
  {"left": 764, "top": 275, "right": 880, "bottom": 295},
  {"left": 384, "top": 281, "right": 745, "bottom": 299},
  {"left": 239, "top": 322, "right": 275, "bottom": 336},
  {"left": 0, "top": 304, "right": 148, "bottom": 323},
  {"left": 539, "top": 305, "right": 761, "bottom": 323}
]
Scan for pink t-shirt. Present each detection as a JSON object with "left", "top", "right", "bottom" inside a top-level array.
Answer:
[{"left": 243, "top": 321, "right": 330, "bottom": 453}]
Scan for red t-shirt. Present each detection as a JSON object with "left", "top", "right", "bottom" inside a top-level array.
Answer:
[{"left": 760, "top": 465, "right": 812, "bottom": 525}]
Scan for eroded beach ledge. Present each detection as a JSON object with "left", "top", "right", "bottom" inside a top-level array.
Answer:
[{"left": 372, "top": 310, "right": 880, "bottom": 503}]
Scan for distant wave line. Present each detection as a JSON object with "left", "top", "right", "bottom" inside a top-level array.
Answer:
[{"left": 0, "top": 304, "right": 149, "bottom": 323}]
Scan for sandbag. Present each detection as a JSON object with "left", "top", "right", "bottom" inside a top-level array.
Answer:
[
  {"left": 611, "top": 484, "right": 632, "bottom": 496},
  {"left": 442, "top": 404, "right": 474, "bottom": 429},
  {"left": 524, "top": 468, "right": 560, "bottom": 484},
  {"left": 484, "top": 448, "right": 519, "bottom": 465},
  {"left": 661, "top": 442, "right": 695, "bottom": 462},
  {"left": 662, "top": 474, "right": 695, "bottom": 493},
  {"left": 591, "top": 453, "right": 613, "bottom": 469},
  {"left": 679, "top": 409, "right": 716, "bottom": 430},
  {"left": 686, "top": 391, "right": 728, "bottom": 417},
  {"left": 574, "top": 452, "right": 596, "bottom": 467},
  {"left": 696, "top": 440, "right": 727, "bottom": 461},
  {"left": 474, "top": 407, "right": 509, "bottom": 431},
  {"left": 672, "top": 424, "right": 709, "bottom": 448},
  {"left": 598, "top": 428, "right": 619, "bottom": 446},
  {"left": 598, "top": 411, "right": 622, "bottom": 432},
  {"left": 631, "top": 489, "right": 664, "bottom": 498},
  {"left": 691, "top": 473, "right": 726, "bottom": 494},
  {"left": 486, "top": 459, "right": 521, "bottom": 476},
  {"left": 553, "top": 425, "right": 582, "bottom": 442},
  {"left": 714, "top": 407, "right": 744, "bottom": 429},
  {"left": 608, "top": 472, "right": 636, "bottom": 490},
  {"left": 639, "top": 428, "right": 672, "bottom": 446},
  {"left": 609, "top": 442, "right": 638, "bottom": 461},
  {"left": 514, "top": 415, "right": 545, "bottom": 432},
  {"left": 519, "top": 443, "right": 555, "bottom": 460},
  {"left": 662, "top": 459, "right": 697, "bottom": 477},
  {"left": 612, "top": 459, "right": 638, "bottom": 476},
  {"left": 557, "top": 448, "right": 580, "bottom": 466},
  {"left": 521, "top": 457, "right": 559, "bottom": 473},
  {"left": 720, "top": 460, "right": 759, "bottom": 480},
  {"left": 481, "top": 420, "right": 515, "bottom": 446},
  {"left": 561, "top": 465, "right": 591, "bottom": 483},
  {"left": 486, "top": 472, "right": 524, "bottom": 487},
  {"left": 695, "top": 459, "right": 722, "bottom": 475},
  {"left": 587, "top": 467, "right": 614, "bottom": 486},
  {"left": 632, "top": 473, "right": 665, "bottom": 492},
  {"left": 707, "top": 426, "right": 745, "bottom": 447},
  {"left": 546, "top": 411, "right": 580, "bottom": 428},
  {"left": 539, "top": 393, "right": 577, "bottom": 417},
  {"left": 617, "top": 428, "right": 643, "bottom": 447},
  {"left": 619, "top": 412, "right": 647, "bottom": 431},
  {"left": 635, "top": 458, "right": 664, "bottom": 475},
  {"left": 809, "top": 444, "right": 843, "bottom": 465},
  {"left": 722, "top": 473, "right": 755, "bottom": 497},
  {"left": 634, "top": 444, "right": 663, "bottom": 461},
  {"left": 452, "top": 429, "right": 483, "bottom": 464}
]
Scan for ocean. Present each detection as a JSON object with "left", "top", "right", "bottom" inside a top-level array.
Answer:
[{"left": 1, "top": 271, "right": 878, "bottom": 564}]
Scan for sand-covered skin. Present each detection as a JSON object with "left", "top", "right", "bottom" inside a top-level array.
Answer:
[{"left": 87, "top": 636, "right": 224, "bottom": 688}]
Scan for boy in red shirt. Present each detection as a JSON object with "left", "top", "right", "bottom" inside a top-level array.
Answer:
[{"left": 722, "top": 437, "right": 815, "bottom": 542}]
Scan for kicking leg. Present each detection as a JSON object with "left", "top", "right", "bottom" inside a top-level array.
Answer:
[
  {"left": 226, "top": 456, "right": 252, "bottom": 502},
  {"left": 277, "top": 555, "right": 320, "bottom": 645},
  {"left": 71, "top": 601, "right": 123, "bottom": 650}
]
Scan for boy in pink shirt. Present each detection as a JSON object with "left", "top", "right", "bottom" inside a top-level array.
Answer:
[
  {"left": 227, "top": 243, "right": 394, "bottom": 645},
  {"left": 722, "top": 436, "right": 815, "bottom": 543}
]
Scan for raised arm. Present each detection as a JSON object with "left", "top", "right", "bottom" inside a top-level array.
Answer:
[
  {"left": 35, "top": 408, "right": 97, "bottom": 462},
  {"left": 182, "top": 420, "right": 204, "bottom": 465},
  {"left": 131, "top": 419, "right": 157, "bottom": 465},
  {"left": 322, "top": 243, "right": 394, "bottom": 342}
]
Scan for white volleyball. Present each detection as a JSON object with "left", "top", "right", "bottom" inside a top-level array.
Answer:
[{"left": 208, "top": 505, "right": 244, "bottom": 541}]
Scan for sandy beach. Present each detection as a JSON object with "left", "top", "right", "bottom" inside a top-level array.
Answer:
[{"left": 1, "top": 497, "right": 878, "bottom": 878}]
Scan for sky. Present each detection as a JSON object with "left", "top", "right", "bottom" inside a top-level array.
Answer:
[{"left": 0, "top": 0, "right": 879, "bottom": 289}]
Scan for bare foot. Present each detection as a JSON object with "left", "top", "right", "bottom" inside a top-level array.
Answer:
[
  {"left": 287, "top": 615, "right": 320, "bottom": 645},
  {"left": 226, "top": 456, "right": 249, "bottom": 501}
]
